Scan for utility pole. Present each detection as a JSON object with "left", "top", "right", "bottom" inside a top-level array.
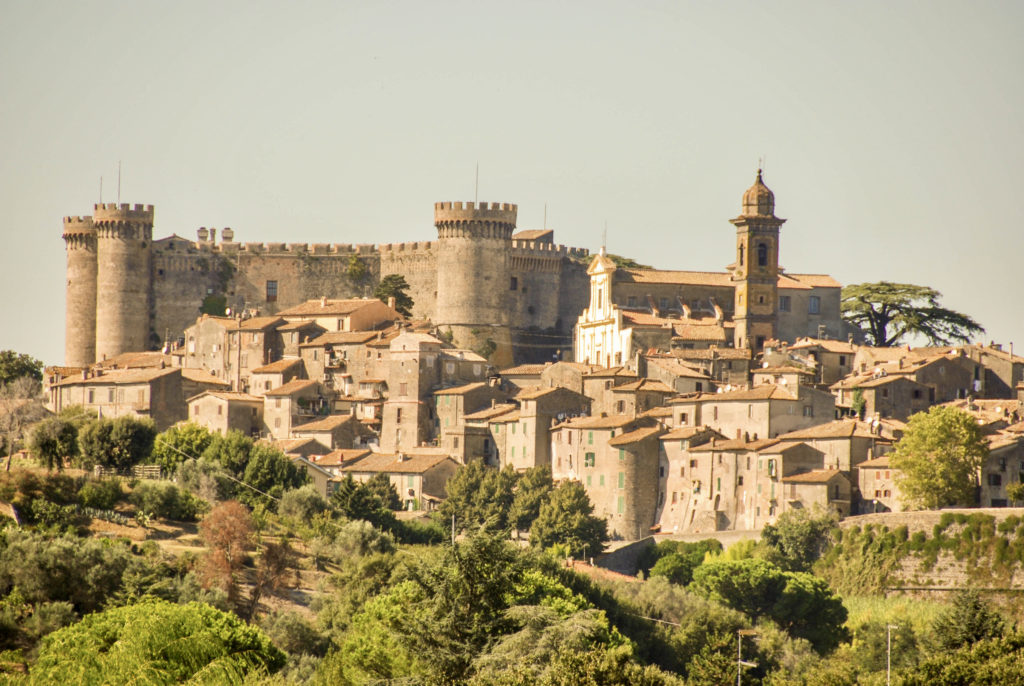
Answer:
[
  {"left": 737, "top": 629, "right": 757, "bottom": 686},
  {"left": 887, "top": 624, "right": 899, "bottom": 686}
]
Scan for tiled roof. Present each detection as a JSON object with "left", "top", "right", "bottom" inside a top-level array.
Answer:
[
  {"left": 638, "top": 406, "right": 673, "bottom": 419},
  {"left": 858, "top": 455, "right": 891, "bottom": 469},
  {"left": 672, "top": 348, "right": 752, "bottom": 361},
  {"left": 788, "top": 338, "right": 858, "bottom": 354},
  {"left": 617, "top": 269, "right": 733, "bottom": 287},
  {"left": 264, "top": 437, "right": 329, "bottom": 455},
  {"left": 499, "top": 363, "right": 549, "bottom": 376},
  {"left": 672, "top": 322, "right": 729, "bottom": 342},
  {"left": 660, "top": 426, "right": 722, "bottom": 441},
  {"left": 777, "top": 273, "right": 842, "bottom": 290},
  {"left": 778, "top": 420, "right": 878, "bottom": 440},
  {"left": 56, "top": 367, "right": 179, "bottom": 387},
  {"left": 705, "top": 384, "right": 798, "bottom": 402},
  {"left": 611, "top": 379, "right": 675, "bottom": 394},
  {"left": 180, "top": 368, "right": 231, "bottom": 386},
  {"left": 316, "top": 449, "right": 372, "bottom": 467},
  {"left": 489, "top": 411, "right": 522, "bottom": 424},
  {"left": 608, "top": 426, "right": 665, "bottom": 446},
  {"left": 251, "top": 358, "right": 304, "bottom": 374},
  {"left": 189, "top": 390, "right": 263, "bottom": 403},
  {"left": 555, "top": 415, "right": 635, "bottom": 430},
  {"left": 465, "top": 403, "right": 518, "bottom": 421},
  {"left": 782, "top": 469, "right": 845, "bottom": 484},
  {"left": 514, "top": 385, "right": 589, "bottom": 401},
  {"left": 292, "top": 414, "right": 356, "bottom": 432},
  {"left": 264, "top": 379, "right": 319, "bottom": 397},
  {"left": 277, "top": 298, "right": 388, "bottom": 317},
  {"left": 512, "top": 229, "right": 553, "bottom": 241},
  {"left": 690, "top": 437, "right": 781, "bottom": 453},
  {"left": 301, "top": 330, "right": 384, "bottom": 347},
  {"left": 340, "top": 451, "right": 455, "bottom": 475},
  {"left": 277, "top": 320, "right": 323, "bottom": 331},
  {"left": 435, "top": 382, "right": 489, "bottom": 396},
  {"left": 583, "top": 366, "right": 637, "bottom": 379},
  {"left": 753, "top": 365, "right": 813, "bottom": 376},
  {"left": 236, "top": 316, "right": 286, "bottom": 331},
  {"left": 645, "top": 357, "right": 711, "bottom": 380},
  {"left": 94, "top": 351, "right": 174, "bottom": 369}
]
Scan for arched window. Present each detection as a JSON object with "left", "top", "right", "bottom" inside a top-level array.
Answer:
[
  {"left": 757, "top": 243, "right": 768, "bottom": 267},
  {"left": 738, "top": 245, "right": 745, "bottom": 266}
]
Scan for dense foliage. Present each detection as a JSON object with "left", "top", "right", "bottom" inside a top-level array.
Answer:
[{"left": 840, "top": 281, "right": 985, "bottom": 346}]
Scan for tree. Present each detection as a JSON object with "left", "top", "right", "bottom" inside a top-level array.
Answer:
[
  {"left": 606, "top": 254, "right": 653, "bottom": 270},
  {"left": 0, "top": 376, "right": 46, "bottom": 469},
  {"left": 841, "top": 282, "right": 984, "bottom": 347},
  {"left": 0, "top": 350, "right": 43, "bottom": 386},
  {"left": 509, "top": 466, "right": 554, "bottom": 533},
  {"left": 374, "top": 273, "right": 414, "bottom": 317},
  {"left": 76, "top": 416, "right": 157, "bottom": 471},
  {"left": 890, "top": 406, "right": 989, "bottom": 509},
  {"left": 690, "top": 558, "right": 849, "bottom": 654},
  {"left": 529, "top": 481, "right": 608, "bottom": 558},
  {"left": 279, "top": 484, "right": 328, "bottom": 522},
  {"left": 931, "top": 588, "right": 1005, "bottom": 651},
  {"left": 29, "top": 599, "right": 286, "bottom": 684},
  {"left": 202, "top": 429, "right": 254, "bottom": 479},
  {"left": 152, "top": 421, "right": 213, "bottom": 474},
  {"left": 331, "top": 474, "right": 396, "bottom": 530},
  {"left": 28, "top": 416, "right": 78, "bottom": 471},
  {"left": 437, "top": 462, "right": 518, "bottom": 533},
  {"left": 759, "top": 505, "right": 839, "bottom": 572},
  {"left": 1006, "top": 482, "right": 1024, "bottom": 505},
  {"left": 365, "top": 472, "right": 401, "bottom": 510},
  {"left": 239, "top": 443, "right": 307, "bottom": 510},
  {"left": 200, "top": 500, "right": 254, "bottom": 605}
]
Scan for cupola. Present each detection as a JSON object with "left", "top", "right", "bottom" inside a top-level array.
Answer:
[{"left": 741, "top": 169, "right": 775, "bottom": 217}]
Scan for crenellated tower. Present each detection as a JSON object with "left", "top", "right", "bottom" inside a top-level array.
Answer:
[
  {"left": 93, "top": 203, "right": 155, "bottom": 361},
  {"left": 434, "top": 201, "right": 517, "bottom": 367},
  {"left": 62, "top": 215, "right": 97, "bottom": 367},
  {"left": 730, "top": 170, "right": 785, "bottom": 351}
]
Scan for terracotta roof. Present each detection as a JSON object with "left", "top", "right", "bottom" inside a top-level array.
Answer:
[
  {"left": 646, "top": 357, "right": 711, "bottom": 380},
  {"left": 758, "top": 439, "right": 813, "bottom": 454},
  {"left": 340, "top": 452, "right": 455, "bottom": 475},
  {"left": 620, "top": 311, "right": 676, "bottom": 328},
  {"left": 465, "top": 403, "right": 518, "bottom": 422},
  {"left": 56, "top": 367, "right": 179, "bottom": 387},
  {"left": 777, "top": 273, "right": 842, "bottom": 290},
  {"left": 639, "top": 406, "right": 673, "bottom": 419},
  {"left": 778, "top": 420, "right": 878, "bottom": 440},
  {"left": 672, "top": 322, "right": 729, "bottom": 342},
  {"left": 499, "top": 363, "right": 549, "bottom": 376},
  {"left": 235, "top": 316, "right": 286, "bottom": 331},
  {"left": 583, "top": 366, "right": 638, "bottom": 379},
  {"left": 514, "top": 385, "right": 589, "bottom": 401},
  {"left": 782, "top": 469, "right": 845, "bottom": 484},
  {"left": 263, "top": 437, "right": 329, "bottom": 455},
  {"left": 490, "top": 411, "right": 522, "bottom": 424},
  {"left": 705, "top": 384, "right": 798, "bottom": 402},
  {"left": 788, "top": 338, "right": 858, "bottom": 354},
  {"left": 94, "top": 351, "right": 173, "bottom": 369},
  {"left": 277, "top": 320, "right": 324, "bottom": 332},
  {"left": 264, "top": 379, "right": 319, "bottom": 397},
  {"left": 251, "top": 358, "right": 304, "bottom": 374},
  {"left": 435, "top": 382, "right": 489, "bottom": 396},
  {"left": 316, "top": 449, "right": 372, "bottom": 467},
  {"left": 277, "top": 298, "right": 389, "bottom": 317},
  {"left": 555, "top": 415, "right": 635, "bottom": 430},
  {"left": 303, "top": 330, "right": 384, "bottom": 347},
  {"left": 672, "top": 348, "right": 752, "bottom": 361},
  {"left": 690, "top": 437, "right": 781, "bottom": 452},
  {"left": 617, "top": 269, "right": 733, "bottom": 287},
  {"left": 608, "top": 426, "right": 665, "bottom": 446},
  {"left": 754, "top": 365, "right": 813, "bottom": 376},
  {"left": 189, "top": 390, "right": 263, "bottom": 403},
  {"left": 858, "top": 455, "right": 891, "bottom": 469},
  {"left": 292, "top": 414, "right": 356, "bottom": 432},
  {"left": 180, "top": 368, "right": 231, "bottom": 386},
  {"left": 611, "top": 379, "right": 675, "bottom": 394},
  {"left": 661, "top": 426, "right": 725, "bottom": 442}
]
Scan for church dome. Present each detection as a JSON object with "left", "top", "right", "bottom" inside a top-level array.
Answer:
[{"left": 741, "top": 169, "right": 775, "bottom": 217}]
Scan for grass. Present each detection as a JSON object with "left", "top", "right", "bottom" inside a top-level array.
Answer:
[{"left": 843, "top": 595, "right": 946, "bottom": 634}]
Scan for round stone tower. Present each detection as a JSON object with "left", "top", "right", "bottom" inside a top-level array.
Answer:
[
  {"left": 434, "top": 201, "right": 517, "bottom": 366},
  {"left": 62, "top": 215, "right": 97, "bottom": 367},
  {"left": 93, "top": 203, "right": 154, "bottom": 361}
]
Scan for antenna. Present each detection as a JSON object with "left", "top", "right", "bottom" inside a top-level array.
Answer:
[
  {"left": 99, "top": 176, "right": 103, "bottom": 203},
  {"left": 544, "top": 202, "right": 547, "bottom": 230},
  {"left": 117, "top": 160, "right": 122, "bottom": 204},
  {"left": 602, "top": 221, "right": 608, "bottom": 253},
  {"left": 474, "top": 163, "right": 479, "bottom": 204}
]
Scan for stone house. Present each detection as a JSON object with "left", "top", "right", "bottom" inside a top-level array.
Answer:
[
  {"left": 277, "top": 320, "right": 325, "bottom": 358},
  {"left": 276, "top": 297, "right": 402, "bottom": 333},
  {"left": 496, "top": 363, "right": 547, "bottom": 390},
  {"left": 786, "top": 338, "right": 858, "bottom": 386},
  {"left": 187, "top": 390, "right": 264, "bottom": 436},
  {"left": 264, "top": 379, "right": 331, "bottom": 440},
  {"left": 780, "top": 469, "right": 851, "bottom": 517},
  {"left": 751, "top": 365, "right": 814, "bottom": 389},
  {"left": 338, "top": 450, "right": 459, "bottom": 511},
  {"left": 290, "top": 413, "right": 366, "bottom": 451},
  {"left": 670, "top": 384, "right": 836, "bottom": 440},
  {"left": 182, "top": 315, "right": 286, "bottom": 392},
  {"left": 671, "top": 347, "right": 752, "bottom": 388},
  {"left": 982, "top": 433, "right": 1024, "bottom": 507},
  {"left": 290, "top": 455, "right": 334, "bottom": 499},
  {"left": 582, "top": 367, "right": 639, "bottom": 417},
  {"left": 461, "top": 403, "right": 517, "bottom": 466},
  {"left": 832, "top": 373, "right": 932, "bottom": 421},
  {"left": 608, "top": 379, "right": 675, "bottom": 417},
  {"left": 263, "top": 437, "right": 331, "bottom": 460},
  {"left": 964, "top": 343, "right": 1024, "bottom": 399},
  {"left": 380, "top": 332, "right": 445, "bottom": 452},
  {"left": 313, "top": 448, "right": 372, "bottom": 478},
  {"left": 49, "top": 367, "right": 192, "bottom": 430},
  {"left": 642, "top": 355, "right": 712, "bottom": 395},
  {"left": 857, "top": 455, "right": 904, "bottom": 513},
  {"left": 249, "top": 358, "right": 305, "bottom": 396},
  {"left": 299, "top": 330, "right": 384, "bottom": 391},
  {"left": 656, "top": 425, "right": 725, "bottom": 534},
  {"left": 502, "top": 386, "right": 592, "bottom": 471},
  {"left": 539, "top": 361, "right": 603, "bottom": 394},
  {"left": 435, "top": 382, "right": 510, "bottom": 460}
]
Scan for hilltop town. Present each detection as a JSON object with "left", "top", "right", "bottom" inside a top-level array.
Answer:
[{"left": 47, "top": 171, "right": 1024, "bottom": 538}]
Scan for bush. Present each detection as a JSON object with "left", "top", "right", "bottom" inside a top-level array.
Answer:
[
  {"left": 130, "top": 481, "right": 205, "bottom": 521},
  {"left": 77, "top": 478, "right": 123, "bottom": 510},
  {"left": 279, "top": 485, "right": 328, "bottom": 523}
]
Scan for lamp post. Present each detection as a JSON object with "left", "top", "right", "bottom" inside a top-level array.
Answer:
[
  {"left": 887, "top": 624, "right": 899, "bottom": 686},
  {"left": 737, "top": 629, "right": 757, "bottom": 686}
]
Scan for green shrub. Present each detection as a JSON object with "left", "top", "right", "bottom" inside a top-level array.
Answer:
[
  {"left": 77, "top": 478, "right": 123, "bottom": 510},
  {"left": 129, "top": 481, "right": 205, "bottom": 521}
]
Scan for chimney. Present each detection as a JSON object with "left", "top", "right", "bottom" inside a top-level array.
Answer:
[
  {"left": 209, "top": 228, "right": 216, "bottom": 243},
  {"left": 320, "top": 296, "right": 326, "bottom": 307},
  {"left": 388, "top": 296, "right": 397, "bottom": 310}
]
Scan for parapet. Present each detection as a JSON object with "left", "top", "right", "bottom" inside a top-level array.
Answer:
[
  {"left": 62, "top": 215, "right": 95, "bottom": 239},
  {"left": 93, "top": 202, "right": 155, "bottom": 225},
  {"left": 434, "top": 201, "right": 517, "bottom": 227}
]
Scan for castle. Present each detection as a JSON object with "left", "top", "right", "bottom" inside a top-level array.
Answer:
[{"left": 62, "top": 172, "right": 844, "bottom": 369}]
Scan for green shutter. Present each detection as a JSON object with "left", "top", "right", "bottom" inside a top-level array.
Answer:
[
  {"left": 617, "top": 496, "right": 625, "bottom": 514},
  {"left": 618, "top": 472, "right": 624, "bottom": 489}
]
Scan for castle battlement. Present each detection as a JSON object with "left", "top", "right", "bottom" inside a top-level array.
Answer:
[
  {"left": 434, "top": 200, "right": 517, "bottom": 226},
  {"left": 379, "top": 241, "right": 435, "bottom": 253},
  {"left": 93, "top": 203, "right": 154, "bottom": 224},
  {"left": 62, "top": 216, "right": 95, "bottom": 239},
  {"left": 510, "top": 240, "right": 590, "bottom": 259},
  {"left": 227, "top": 242, "right": 381, "bottom": 256}
]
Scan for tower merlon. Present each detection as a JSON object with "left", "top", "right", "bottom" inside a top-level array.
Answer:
[
  {"left": 92, "top": 202, "right": 155, "bottom": 224},
  {"left": 434, "top": 200, "right": 517, "bottom": 226}
]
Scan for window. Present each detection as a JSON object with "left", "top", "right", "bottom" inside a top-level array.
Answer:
[
  {"left": 88, "top": 390, "right": 94, "bottom": 403},
  {"left": 779, "top": 295, "right": 791, "bottom": 312},
  {"left": 808, "top": 296, "right": 820, "bottom": 314},
  {"left": 989, "top": 473, "right": 1002, "bottom": 486},
  {"left": 453, "top": 437, "right": 459, "bottom": 449},
  {"left": 671, "top": 491, "right": 678, "bottom": 504},
  {"left": 108, "top": 388, "right": 115, "bottom": 402},
  {"left": 274, "top": 417, "right": 281, "bottom": 428},
  {"left": 627, "top": 296, "right": 636, "bottom": 307},
  {"left": 802, "top": 405, "right": 814, "bottom": 417},
  {"left": 599, "top": 475, "right": 605, "bottom": 486},
  {"left": 680, "top": 412, "right": 688, "bottom": 424},
  {"left": 839, "top": 355, "right": 847, "bottom": 366},
  {"left": 217, "top": 405, "right": 223, "bottom": 416},
  {"left": 716, "top": 477, "right": 721, "bottom": 492},
  {"left": 659, "top": 297, "right": 669, "bottom": 310},
  {"left": 689, "top": 459, "right": 697, "bottom": 468},
  {"left": 659, "top": 465, "right": 665, "bottom": 477},
  {"left": 617, "top": 496, "right": 625, "bottom": 514},
  {"left": 618, "top": 472, "right": 625, "bottom": 489},
  {"left": 757, "top": 242, "right": 768, "bottom": 266},
  {"left": 737, "top": 475, "right": 744, "bottom": 486},
  {"left": 616, "top": 400, "right": 625, "bottom": 413},
  {"left": 588, "top": 431, "right": 594, "bottom": 445},
  {"left": 584, "top": 452, "right": 595, "bottom": 467},
  {"left": 618, "top": 449, "right": 625, "bottom": 462},
  {"left": 586, "top": 475, "right": 592, "bottom": 486},
  {"left": 400, "top": 382, "right": 408, "bottom": 396},
  {"left": 266, "top": 280, "right": 278, "bottom": 302},
  {"left": 396, "top": 408, "right": 403, "bottom": 422},
  {"left": 510, "top": 276, "right": 518, "bottom": 291}
]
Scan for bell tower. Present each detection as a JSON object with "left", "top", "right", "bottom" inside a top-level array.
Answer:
[{"left": 730, "top": 170, "right": 785, "bottom": 351}]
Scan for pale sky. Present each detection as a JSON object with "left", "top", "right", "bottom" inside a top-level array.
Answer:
[{"left": 2, "top": 1, "right": 1022, "bottom": 366}]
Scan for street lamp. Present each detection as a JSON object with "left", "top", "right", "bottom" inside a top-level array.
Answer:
[{"left": 737, "top": 629, "right": 757, "bottom": 686}]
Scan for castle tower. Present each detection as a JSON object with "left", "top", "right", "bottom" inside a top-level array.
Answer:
[
  {"left": 434, "top": 201, "right": 517, "bottom": 367},
  {"left": 93, "top": 203, "right": 155, "bottom": 360},
  {"left": 730, "top": 170, "right": 786, "bottom": 351},
  {"left": 62, "top": 215, "right": 98, "bottom": 367}
]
